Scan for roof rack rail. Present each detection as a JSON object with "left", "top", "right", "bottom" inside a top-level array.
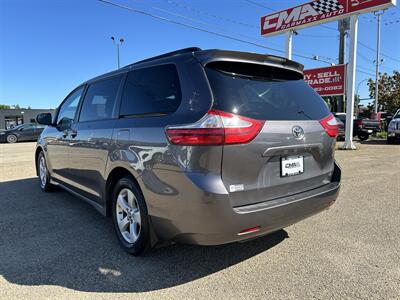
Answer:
[{"left": 122, "top": 47, "right": 202, "bottom": 69}]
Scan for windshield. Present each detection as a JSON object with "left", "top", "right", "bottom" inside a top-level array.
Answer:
[{"left": 206, "top": 67, "right": 330, "bottom": 121}]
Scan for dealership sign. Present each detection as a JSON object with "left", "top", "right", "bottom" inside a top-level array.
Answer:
[
  {"left": 304, "top": 64, "right": 346, "bottom": 96},
  {"left": 261, "top": 0, "right": 396, "bottom": 36}
]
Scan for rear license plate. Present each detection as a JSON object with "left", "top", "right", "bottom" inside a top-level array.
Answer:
[{"left": 281, "top": 155, "right": 304, "bottom": 177}]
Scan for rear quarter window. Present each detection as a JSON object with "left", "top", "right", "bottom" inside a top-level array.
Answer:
[
  {"left": 206, "top": 63, "right": 330, "bottom": 121},
  {"left": 120, "top": 64, "right": 182, "bottom": 117}
]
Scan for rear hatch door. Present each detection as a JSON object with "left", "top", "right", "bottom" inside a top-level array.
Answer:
[
  {"left": 360, "top": 119, "right": 380, "bottom": 131},
  {"left": 205, "top": 62, "right": 336, "bottom": 207}
]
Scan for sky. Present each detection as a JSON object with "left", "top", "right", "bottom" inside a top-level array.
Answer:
[{"left": 0, "top": 0, "right": 399, "bottom": 109}]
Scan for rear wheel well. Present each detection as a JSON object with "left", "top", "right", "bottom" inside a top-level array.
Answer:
[
  {"left": 105, "top": 167, "right": 139, "bottom": 216},
  {"left": 105, "top": 167, "right": 158, "bottom": 246}
]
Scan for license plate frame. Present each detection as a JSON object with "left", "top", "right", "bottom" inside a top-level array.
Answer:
[{"left": 281, "top": 155, "right": 304, "bottom": 177}]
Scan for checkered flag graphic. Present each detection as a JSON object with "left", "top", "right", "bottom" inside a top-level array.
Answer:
[{"left": 311, "top": 0, "right": 344, "bottom": 14}]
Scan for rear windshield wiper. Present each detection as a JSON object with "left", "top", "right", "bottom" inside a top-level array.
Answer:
[{"left": 297, "top": 110, "right": 312, "bottom": 120}]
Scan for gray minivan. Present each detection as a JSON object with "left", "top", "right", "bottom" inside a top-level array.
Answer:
[{"left": 36, "top": 48, "right": 341, "bottom": 255}]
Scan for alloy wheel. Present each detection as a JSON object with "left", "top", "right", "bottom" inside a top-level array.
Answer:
[
  {"left": 6, "top": 135, "right": 17, "bottom": 143},
  {"left": 115, "top": 188, "right": 141, "bottom": 244},
  {"left": 39, "top": 156, "right": 47, "bottom": 188}
]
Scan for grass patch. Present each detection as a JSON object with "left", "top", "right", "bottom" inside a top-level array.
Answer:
[{"left": 376, "top": 131, "right": 388, "bottom": 139}]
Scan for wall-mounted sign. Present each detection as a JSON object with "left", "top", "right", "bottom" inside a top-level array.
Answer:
[
  {"left": 261, "top": 0, "right": 396, "bottom": 36},
  {"left": 304, "top": 64, "right": 346, "bottom": 96}
]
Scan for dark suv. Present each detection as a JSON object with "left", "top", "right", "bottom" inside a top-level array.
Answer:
[{"left": 36, "top": 48, "right": 341, "bottom": 255}]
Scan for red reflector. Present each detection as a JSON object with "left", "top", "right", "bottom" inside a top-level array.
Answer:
[
  {"left": 166, "top": 128, "right": 224, "bottom": 146},
  {"left": 319, "top": 114, "right": 339, "bottom": 138},
  {"left": 238, "top": 226, "right": 261, "bottom": 235}
]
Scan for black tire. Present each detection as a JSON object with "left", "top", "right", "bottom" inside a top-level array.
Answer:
[
  {"left": 37, "top": 151, "right": 56, "bottom": 192},
  {"left": 387, "top": 137, "right": 395, "bottom": 144},
  {"left": 112, "top": 176, "right": 150, "bottom": 255},
  {"left": 358, "top": 133, "right": 369, "bottom": 141},
  {"left": 6, "top": 134, "right": 18, "bottom": 143}
]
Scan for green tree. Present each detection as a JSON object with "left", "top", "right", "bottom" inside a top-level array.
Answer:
[
  {"left": 368, "top": 71, "right": 400, "bottom": 114},
  {"left": 0, "top": 104, "right": 11, "bottom": 109}
]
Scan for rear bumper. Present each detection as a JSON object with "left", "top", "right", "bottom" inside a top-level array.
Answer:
[
  {"left": 359, "top": 128, "right": 379, "bottom": 134},
  {"left": 150, "top": 162, "right": 341, "bottom": 246}
]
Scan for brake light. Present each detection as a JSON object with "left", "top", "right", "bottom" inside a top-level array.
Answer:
[
  {"left": 319, "top": 114, "right": 338, "bottom": 138},
  {"left": 166, "top": 109, "right": 265, "bottom": 146}
]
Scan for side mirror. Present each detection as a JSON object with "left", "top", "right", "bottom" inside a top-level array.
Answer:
[{"left": 36, "top": 113, "right": 53, "bottom": 126}]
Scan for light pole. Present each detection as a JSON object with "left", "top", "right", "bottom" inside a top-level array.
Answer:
[
  {"left": 356, "top": 79, "right": 369, "bottom": 96},
  {"left": 374, "top": 10, "right": 385, "bottom": 117},
  {"left": 111, "top": 36, "right": 124, "bottom": 69},
  {"left": 285, "top": 30, "right": 297, "bottom": 60},
  {"left": 338, "top": 18, "right": 349, "bottom": 113},
  {"left": 312, "top": 55, "right": 336, "bottom": 66},
  {"left": 356, "top": 79, "right": 369, "bottom": 117}
]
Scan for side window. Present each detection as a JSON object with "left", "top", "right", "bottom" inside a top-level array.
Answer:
[
  {"left": 57, "top": 87, "right": 84, "bottom": 125},
  {"left": 79, "top": 76, "right": 122, "bottom": 122},
  {"left": 20, "top": 124, "right": 34, "bottom": 131},
  {"left": 120, "top": 64, "right": 181, "bottom": 117}
]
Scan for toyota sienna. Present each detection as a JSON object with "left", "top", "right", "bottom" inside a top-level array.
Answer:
[{"left": 35, "top": 48, "right": 341, "bottom": 255}]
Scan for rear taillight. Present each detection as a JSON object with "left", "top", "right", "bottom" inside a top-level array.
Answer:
[
  {"left": 166, "top": 109, "right": 265, "bottom": 146},
  {"left": 319, "top": 114, "right": 338, "bottom": 138}
]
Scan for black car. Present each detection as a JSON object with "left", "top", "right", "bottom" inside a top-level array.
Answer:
[
  {"left": 336, "top": 117, "right": 345, "bottom": 140},
  {"left": 334, "top": 113, "right": 380, "bottom": 141},
  {"left": 0, "top": 123, "right": 46, "bottom": 143}
]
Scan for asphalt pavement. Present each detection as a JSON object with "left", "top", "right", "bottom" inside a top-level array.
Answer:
[{"left": 0, "top": 141, "right": 399, "bottom": 299}]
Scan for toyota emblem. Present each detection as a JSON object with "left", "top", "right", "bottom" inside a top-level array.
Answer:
[{"left": 292, "top": 125, "right": 305, "bottom": 139}]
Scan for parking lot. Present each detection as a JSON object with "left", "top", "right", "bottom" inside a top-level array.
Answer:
[{"left": 0, "top": 141, "right": 399, "bottom": 299}]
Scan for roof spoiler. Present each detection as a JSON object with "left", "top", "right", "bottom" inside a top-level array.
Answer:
[{"left": 193, "top": 50, "right": 304, "bottom": 75}]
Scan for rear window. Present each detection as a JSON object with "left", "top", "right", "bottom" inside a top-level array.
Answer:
[
  {"left": 206, "top": 63, "right": 330, "bottom": 121},
  {"left": 120, "top": 64, "right": 181, "bottom": 117},
  {"left": 335, "top": 114, "right": 346, "bottom": 122}
]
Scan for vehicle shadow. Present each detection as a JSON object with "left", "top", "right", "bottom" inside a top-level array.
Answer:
[
  {"left": 359, "top": 139, "right": 389, "bottom": 145},
  {"left": 0, "top": 177, "right": 288, "bottom": 293}
]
